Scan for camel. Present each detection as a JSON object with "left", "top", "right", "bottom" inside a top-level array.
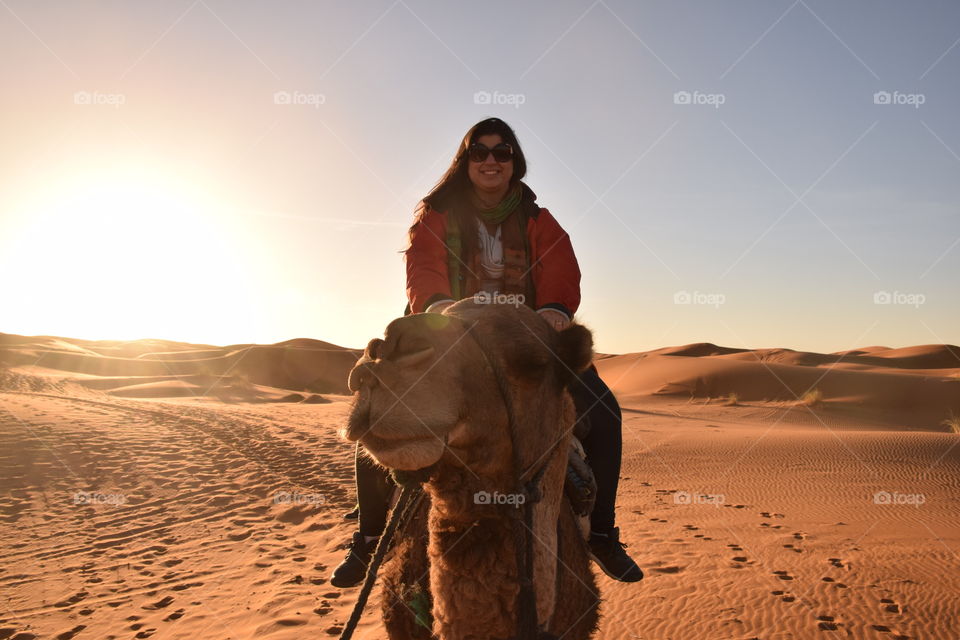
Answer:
[{"left": 345, "top": 300, "right": 600, "bottom": 640}]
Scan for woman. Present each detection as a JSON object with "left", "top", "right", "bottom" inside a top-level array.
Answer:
[{"left": 331, "top": 117, "right": 642, "bottom": 586}]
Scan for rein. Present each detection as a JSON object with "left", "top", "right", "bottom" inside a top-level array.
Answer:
[{"left": 338, "top": 471, "right": 427, "bottom": 640}]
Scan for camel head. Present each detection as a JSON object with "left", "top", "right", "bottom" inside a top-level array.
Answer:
[{"left": 345, "top": 300, "right": 594, "bottom": 472}]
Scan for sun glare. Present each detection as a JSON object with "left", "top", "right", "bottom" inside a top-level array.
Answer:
[{"left": 3, "top": 168, "right": 264, "bottom": 344}]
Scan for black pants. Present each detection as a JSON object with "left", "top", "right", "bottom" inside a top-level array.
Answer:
[{"left": 356, "top": 368, "right": 623, "bottom": 536}]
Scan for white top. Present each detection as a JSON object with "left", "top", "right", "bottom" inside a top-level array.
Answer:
[{"left": 476, "top": 219, "right": 504, "bottom": 279}]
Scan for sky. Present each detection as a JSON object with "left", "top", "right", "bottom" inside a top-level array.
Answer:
[{"left": 1, "top": 0, "right": 958, "bottom": 354}]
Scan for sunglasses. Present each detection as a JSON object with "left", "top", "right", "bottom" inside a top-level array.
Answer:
[{"left": 467, "top": 142, "right": 514, "bottom": 163}]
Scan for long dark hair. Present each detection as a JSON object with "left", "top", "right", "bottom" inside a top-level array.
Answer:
[{"left": 407, "top": 118, "right": 528, "bottom": 255}]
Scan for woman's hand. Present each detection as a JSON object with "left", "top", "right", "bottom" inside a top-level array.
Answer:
[{"left": 538, "top": 308, "right": 571, "bottom": 331}]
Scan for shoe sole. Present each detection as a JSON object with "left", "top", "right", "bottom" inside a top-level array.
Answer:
[
  {"left": 329, "top": 577, "right": 362, "bottom": 588},
  {"left": 588, "top": 551, "right": 644, "bottom": 582}
]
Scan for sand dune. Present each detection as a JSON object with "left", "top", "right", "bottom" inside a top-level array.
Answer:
[
  {"left": 0, "top": 332, "right": 361, "bottom": 400},
  {"left": 1, "top": 332, "right": 958, "bottom": 639},
  {"left": 597, "top": 342, "right": 960, "bottom": 429}
]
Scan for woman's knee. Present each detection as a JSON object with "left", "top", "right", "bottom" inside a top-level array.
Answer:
[{"left": 573, "top": 371, "right": 622, "bottom": 441}]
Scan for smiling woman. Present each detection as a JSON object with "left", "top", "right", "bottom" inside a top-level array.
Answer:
[{"left": 1, "top": 167, "right": 265, "bottom": 343}]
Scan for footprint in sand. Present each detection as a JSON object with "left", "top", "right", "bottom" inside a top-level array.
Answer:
[
  {"left": 880, "top": 598, "right": 902, "bottom": 614},
  {"left": 772, "top": 570, "right": 794, "bottom": 581},
  {"left": 163, "top": 609, "right": 185, "bottom": 621},
  {"left": 54, "top": 625, "right": 86, "bottom": 640},
  {"left": 141, "top": 595, "right": 174, "bottom": 610},
  {"left": 651, "top": 566, "right": 683, "bottom": 574},
  {"left": 817, "top": 615, "right": 839, "bottom": 631},
  {"left": 54, "top": 591, "right": 88, "bottom": 608},
  {"left": 770, "top": 589, "right": 796, "bottom": 603},
  {"left": 871, "top": 624, "right": 910, "bottom": 639}
]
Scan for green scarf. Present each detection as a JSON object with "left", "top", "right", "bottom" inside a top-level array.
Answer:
[{"left": 469, "top": 182, "right": 523, "bottom": 225}]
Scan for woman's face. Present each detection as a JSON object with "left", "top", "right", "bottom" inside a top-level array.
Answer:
[{"left": 467, "top": 133, "right": 514, "bottom": 196}]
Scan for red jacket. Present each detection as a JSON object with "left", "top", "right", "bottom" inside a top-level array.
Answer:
[{"left": 405, "top": 205, "right": 582, "bottom": 316}]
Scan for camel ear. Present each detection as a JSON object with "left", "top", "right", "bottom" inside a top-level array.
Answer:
[{"left": 555, "top": 323, "right": 593, "bottom": 375}]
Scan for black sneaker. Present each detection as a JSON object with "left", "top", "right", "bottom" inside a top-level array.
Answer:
[
  {"left": 588, "top": 527, "right": 643, "bottom": 582},
  {"left": 330, "top": 532, "right": 378, "bottom": 588}
]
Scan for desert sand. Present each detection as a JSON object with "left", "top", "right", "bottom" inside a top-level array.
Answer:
[{"left": 1, "top": 331, "right": 958, "bottom": 639}]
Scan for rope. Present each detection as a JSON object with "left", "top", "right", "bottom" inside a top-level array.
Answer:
[{"left": 338, "top": 480, "right": 425, "bottom": 640}]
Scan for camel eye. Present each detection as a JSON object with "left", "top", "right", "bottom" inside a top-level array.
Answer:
[{"left": 388, "top": 334, "right": 435, "bottom": 369}]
